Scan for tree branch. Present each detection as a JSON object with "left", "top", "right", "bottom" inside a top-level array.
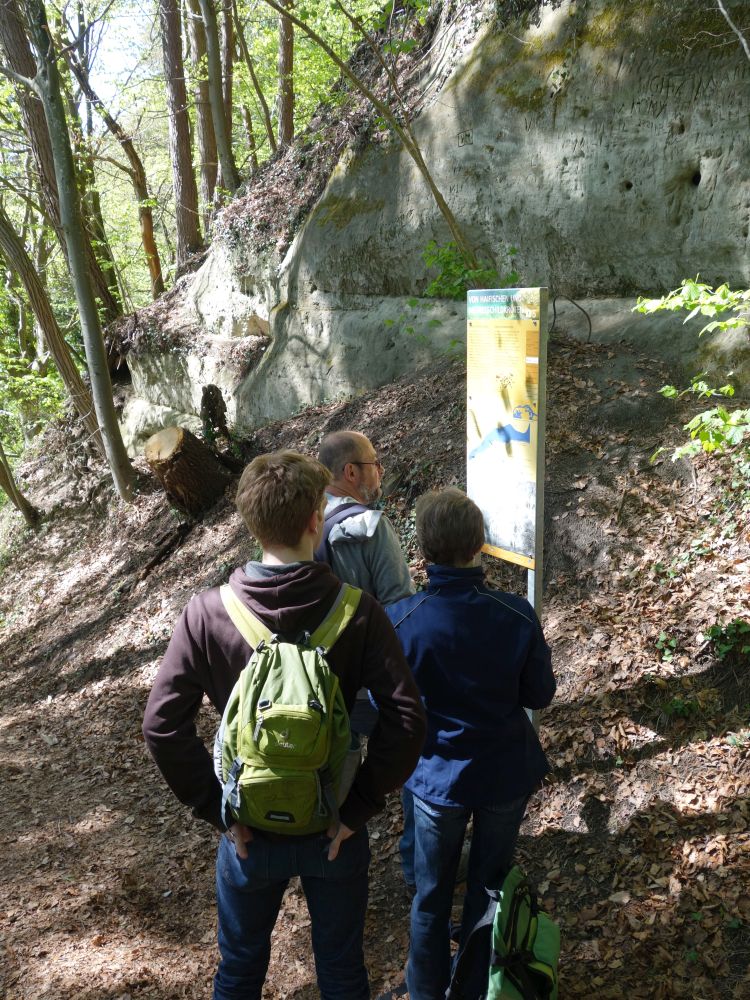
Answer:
[
  {"left": 56, "top": 0, "right": 118, "bottom": 60},
  {"left": 257, "top": 0, "right": 476, "bottom": 265},
  {"left": 91, "top": 152, "right": 136, "bottom": 179},
  {"left": 232, "top": 0, "right": 276, "bottom": 153},
  {"left": 716, "top": 0, "right": 750, "bottom": 62},
  {"left": 0, "top": 176, "right": 47, "bottom": 220},
  {"left": 0, "top": 61, "right": 37, "bottom": 93},
  {"left": 332, "top": 0, "right": 406, "bottom": 114}
]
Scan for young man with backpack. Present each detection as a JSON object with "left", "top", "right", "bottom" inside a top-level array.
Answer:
[
  {"left": 385, "top": 488, "right": 556, "bottom": 1000},
  {"left": 142, "top": 450, "right": 426, "bottom": 1000}
]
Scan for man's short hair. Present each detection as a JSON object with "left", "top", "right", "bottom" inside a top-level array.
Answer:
[
  {"left": 318, "top": 431, "right": 366, "bottom": 476},
  {"left": 415, "top": 488, "right": 485, "bottom": 566},
  {"left": 236, "top": 450, "right": 331, "bottom": 547}
]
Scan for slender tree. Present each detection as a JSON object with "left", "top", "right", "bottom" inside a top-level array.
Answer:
[
  {"left": 0, "top": 436, "right": 39, "bottom": 527},
  {"left": 233, "top": 0, "right": 276, "bottom": 155},
  {"left": 4, "top": 180, "right": 36, "bottom": 365},
  {"left": 63, "top": 6, "right": 122, "bottom": 308},
  {"left": 221, "top": 1, "right": 233, "bottom": 136},
  {"left": 62, "top": 64, "right": 122, "bottom": 309},
  {"left": 187, "top": 0, "right": 218, "bottom": 223},
  {"left": 259, "top": 0, "right": 477, "bottom": 267},
  {"left": 6, "top": 268, "right": 34, "bottom": 362},
  {"left": 277, "top": 0, "right": 293, "bottom": 146},
  {"left": 197, "top": 0, "right": 239, "bottom": 192},
  {"left": 64, "top": 50, "right": 165, "bottom": 298},
  {"left": 10, "top": 0, "right": 135, "bottom": 500},
  {"left": 0, "top": 203, "right": 104, "bottom": 454},
  {"left": 717, "top": 0, "right": 750, "bottom": 61},
  {"left": 159, "top": 0, "right": 203, "bottom": 268},
  {"left": 241, "top": 104, "right": 259, "bottom": 172},
  {"left": 0, "top": 0, "right": 122, "bottom": 322}
]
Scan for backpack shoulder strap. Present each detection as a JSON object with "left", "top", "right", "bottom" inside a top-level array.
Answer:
[
  {"left": 220, "top": 584, "right": 273, "bottom": 650},
  {"left": 446, "top": 889, "right": 499, "bottom": 999},
  {"left": 308, "top": 583, "right": 362, "bottom": 652},
  {"left": 314, "top": 502, "right": 370, "bottom": 562}
]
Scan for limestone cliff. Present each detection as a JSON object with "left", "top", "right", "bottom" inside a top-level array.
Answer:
[{"left": 122, "top": 0, "right": 750, "bottom": 451}]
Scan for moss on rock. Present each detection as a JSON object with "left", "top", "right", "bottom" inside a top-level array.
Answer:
[{"left": 312, "top": 194, "right": 386, "bottom": 230}]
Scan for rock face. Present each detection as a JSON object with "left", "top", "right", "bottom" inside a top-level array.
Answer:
[
  {"left": 121, "top": 320, "right": 268, "bottom": 455},
  {"left": 123, "top": 0, "right": 750, "bottom": 444},
  {"left": 189, "top": 244, "right": 272, "bottom": 340}
]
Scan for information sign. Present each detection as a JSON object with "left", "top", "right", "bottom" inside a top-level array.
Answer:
[{"left": 466, "top": 287, "right": 548, "bottom": 607}]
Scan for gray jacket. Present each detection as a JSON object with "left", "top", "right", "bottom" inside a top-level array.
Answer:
[{"left": 325, "top": 494, "right": 415, "bottom": 607}]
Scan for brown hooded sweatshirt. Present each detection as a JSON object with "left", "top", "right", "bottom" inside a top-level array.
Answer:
[{"left": 142, "top": 561, "right": 426, "bottom": 832}]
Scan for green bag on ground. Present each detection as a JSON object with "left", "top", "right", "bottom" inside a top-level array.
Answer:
[
  {"left": 213, "top": 582, "right": 361, "bottom": 835},
  {"left": 447, "top": 865, "right": 560, "bottom": 1000}
]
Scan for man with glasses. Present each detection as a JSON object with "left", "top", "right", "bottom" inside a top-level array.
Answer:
[
  {"left": 318, "top": 430, "right": 414, "bottom": 608},
  {"left": 318, "top": 430, "right": 415, "bottom": 745}
]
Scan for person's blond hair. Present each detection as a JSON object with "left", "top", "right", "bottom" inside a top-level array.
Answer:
[
  {"left": 416, "top": 488, "right": 485, "bottom": 566},
  {"left": 236, "top": 450, "right": 331, "bottom": 547}
]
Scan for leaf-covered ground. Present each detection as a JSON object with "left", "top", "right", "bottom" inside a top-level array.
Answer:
[{"left": 0, "top": 331, "right": 748, "bottom": 999}]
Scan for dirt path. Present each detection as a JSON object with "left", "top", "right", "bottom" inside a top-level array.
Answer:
[{"left": 1, "top": 334, "right": 748, "bottom": 999}]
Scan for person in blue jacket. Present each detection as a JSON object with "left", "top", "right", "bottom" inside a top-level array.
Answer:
[{"left": 385, "top": 487, "right": 556, "bottom": 1000}]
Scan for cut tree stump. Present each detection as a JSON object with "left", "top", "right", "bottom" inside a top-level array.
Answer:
[{"left": 144, "top": 426, "right": 233, "bottom": 515}]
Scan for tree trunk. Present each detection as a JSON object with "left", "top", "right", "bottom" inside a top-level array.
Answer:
[
  {"left": 186, "top": 0, "right": 217, "bottom": 227},
  {"left": 197, "top": 0, "right": 239, "bottom": 193},
  {"left": 6, "top": 267, "right": 34, "bottom": 360},
  {"left": 61, "top": 8, "right": 122, "bottom": 308},
  {"left": 144, "top": 425, "right": 232, "bottom": 515},
  {"left": 33, "top": 221, "right": 52, "bottom": 356},
  {"left": 221, "top": 2, "right": 233, "bottom": 136},
  {"left": 0, "top": 437, "right": 40, "bottom": 528},
  {"left": 65, "top": 53, "right": 165, "bottom": 298},
  {"left": 717, "top": 0, "right": 750, "bottom": 62},
  {"left": 0, "top": 0, "right": 122, "bottom": 323},
  {"left": 242, "top": 104, "right": 259, "bottom": 173},
  {"left": 63, "top": 73, "right": 122, "bottom": 310},
  {"left": 233, "top": 0, "right": 276, "bottom": 155},
  {"left": 4, "top": 254, "right": 43, "bottom": 441},
  {"left": 258, "top": 0, "right": 478, "bottom": 269},
  {"left": 159, "top": 0, "right": 203, "bottom": 269},
  {"left": 0, "top": 204, "right": 105, "bottom": 455},
  {"left": 25, "top": 0, "right": 134, "bottom": 500},
  {"left": 277, "top": 0, "right": 294, "bottom": 147}
]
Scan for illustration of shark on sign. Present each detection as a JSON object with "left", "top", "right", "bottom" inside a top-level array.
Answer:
[{"left": 469, "top": 403, "right": 537, "bottom": 459}]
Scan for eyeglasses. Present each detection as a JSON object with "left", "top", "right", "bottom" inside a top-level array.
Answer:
[{"left": 351, "top": 459, "right": 383, "bottom": 470}]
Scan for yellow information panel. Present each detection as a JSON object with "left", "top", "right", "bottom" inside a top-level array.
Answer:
[{"left": 466, "top": 288, "right": 548, "bottom": 572}]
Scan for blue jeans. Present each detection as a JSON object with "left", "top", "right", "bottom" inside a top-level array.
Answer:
[
  {"left": 400, "top": 787, "right": 415, "bottom": 887},
  {"left": 214, "top": 828, "right": 370, "bottom": 1000},
  {"left": 407, "top": 794, "right": 529, "bottom": 1000}
]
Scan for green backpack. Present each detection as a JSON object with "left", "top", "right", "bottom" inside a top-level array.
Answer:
[
  {"left": 448, "top": 865, "right": 560, "bottom": 1000},
  {"left": 213, "top": 582, "right": 362, "bottom": 835}
]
